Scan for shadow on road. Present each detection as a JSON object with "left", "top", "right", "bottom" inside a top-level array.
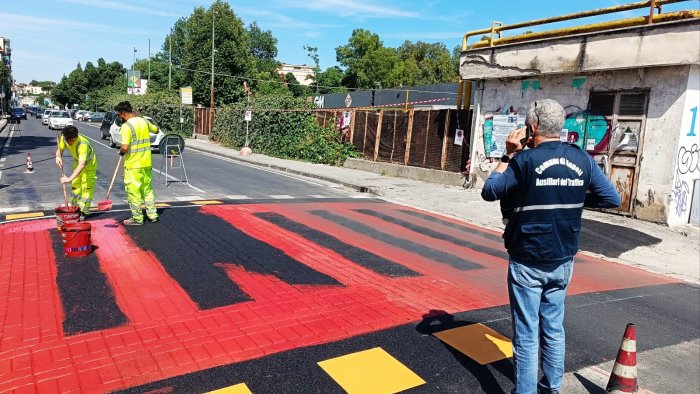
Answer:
[
  {"left": 416, "top": 310, "right": 514, "bottom": 394},
  {"left": 579, "top": 218, "right": 662, "bottom": 258},
  {"left": 573, "top": 373, "right": 607, "bottom": 393}
]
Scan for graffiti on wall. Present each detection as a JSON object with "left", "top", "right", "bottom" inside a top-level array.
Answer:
[{"left": 671, "top": 143, "right": 699, "bottom": 217}]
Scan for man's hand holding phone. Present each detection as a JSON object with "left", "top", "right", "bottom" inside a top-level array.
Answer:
[{"left": 506, "top": 127, "right": 529, "bottom": 155}]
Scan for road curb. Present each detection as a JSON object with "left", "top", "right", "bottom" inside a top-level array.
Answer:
[{"left": 186, "top": 144, "right": 380, "bottom": 196}]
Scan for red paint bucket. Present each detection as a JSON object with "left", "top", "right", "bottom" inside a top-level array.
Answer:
[
  {"left": 55, "top": 206, "right": 80, "bottom": 229},
  {"left": 60, "top": 222, "right": 92, "bottom": 257}
]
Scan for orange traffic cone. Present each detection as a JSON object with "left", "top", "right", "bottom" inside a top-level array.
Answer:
[
  {"left": 25, "top": 153, "right": 34, "bottom": 173},
  {"left": 606, "top": 323, "right": 638, "bottom": 393}
]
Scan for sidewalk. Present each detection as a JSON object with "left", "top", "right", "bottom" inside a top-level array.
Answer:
[{"left": 186, "top": 138, "right": 700, "bottom": 285}]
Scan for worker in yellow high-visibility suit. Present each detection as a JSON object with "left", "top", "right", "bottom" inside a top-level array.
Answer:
[
  {"left": 115, "top": 101, "right": 159, "bottom": 226},
  {"left": 55, "top": 125, "right": 97, "bottom": 220}
]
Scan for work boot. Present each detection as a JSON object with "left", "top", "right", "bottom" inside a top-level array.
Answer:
[
  {"left": 147, "top": 216, "right": 159, "bottom": 223},
  {"left": 123, "top": 218, "right": 143, "bottom": 226}
]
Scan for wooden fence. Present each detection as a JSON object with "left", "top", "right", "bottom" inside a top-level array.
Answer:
[
  {"left": 342, "top": 109, "right": 471, "bottom": 172},
  {"left": 194, "top": 106, "right": 471, "bottom": 173}
]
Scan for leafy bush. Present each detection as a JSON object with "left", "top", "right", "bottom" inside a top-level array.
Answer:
[
  {"left": 104, "top": 90, "right": 194, "bottom": 138},
  {"left": 211, "top": 95, "right": 358, "bottom": 165}
]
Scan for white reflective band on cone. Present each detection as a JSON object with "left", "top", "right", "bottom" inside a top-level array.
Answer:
[
  {"left": 611, "top": 362, "right": 638, "bottom": 378},
  {"left": 620, "top": 338, "right": 636, "bottom": 352}
]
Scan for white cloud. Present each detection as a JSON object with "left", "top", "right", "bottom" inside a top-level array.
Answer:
[
  {"left": 276, "top": 0, "right": 419, "bottom": 18},
  {"left": 0, "top": 12, "right": 155, "bottom": 36},
  {"left": 57, "top": 0, "right": 181, "bottom": 18},
  {"left": 237, "top": 8, "right": 340, "bottom": 30}
]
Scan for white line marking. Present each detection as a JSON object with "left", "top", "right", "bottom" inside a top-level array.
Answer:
[
  {"left": 309, "top": 194, "right": 326, "bottom": 198},
  {"left": 151, "top": 167, "right": 207, "bottom": 194},
  {"left": 269, "top": 194, "right": 295, "bottom": 199},
  {"left": 0, "top": 128, "right": 16, "bottom": 182},
  {"left": 0, "top": 157, "right": 6, "bottom": 162},
  {"left": 0, "top": 206, "right": 30, "bottom": 214},
  {"left": 226, "top": 195, "right": 252, "bottom": 200},
  {"left": 174, "top": 196, "right": 203, "bottom": 201},
  {"left": 350, "top": 194, "right": 372, "bottom": 198}
]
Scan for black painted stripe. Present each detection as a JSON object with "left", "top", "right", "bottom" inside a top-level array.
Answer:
[
  {"left": 354, "top": 209, "right": 509, "bottom": 261},
  {"left": 254, "top": 212, "right": 420, "bottom": 278},
  {"left": 50, "top": 230, "right": 128, "bottom": 335},
  {"left": 119, "top": 284, "right": 699, "bottom": 394},
  {"left": 124, "top": 208, "right": 341, "bottom": 310},
  {"left": 310, "top": 210, "right": 482, "bottom": 271},
  {"left": 397, "top": 209, "right": 504, "bottom": 244}
]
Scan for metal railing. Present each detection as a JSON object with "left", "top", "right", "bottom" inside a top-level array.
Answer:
[{"left": 461, "top": 0, "right": 698, "bottom": 51}]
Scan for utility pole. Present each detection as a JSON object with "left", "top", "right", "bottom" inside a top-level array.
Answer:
[
  {"left": 210, "top": 9, "right": 216, "bottom": 108},
  {"left": 168, "top": 29, "right": 172, "bottom": 90},
  {"left": 148, "top": 38, "right": 151, "bottom": 82},
  {"left": 132, "top": 47, "right": 137, "bottom": 73}
]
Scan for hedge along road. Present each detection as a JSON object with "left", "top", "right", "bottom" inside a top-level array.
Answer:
[{"left": 0, "top": 118, "right": 351, "bottom": 213}]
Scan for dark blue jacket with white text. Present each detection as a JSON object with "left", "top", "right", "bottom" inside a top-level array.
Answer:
[{"left": 482, "top": 141, "right": 621, "bottom": 264}]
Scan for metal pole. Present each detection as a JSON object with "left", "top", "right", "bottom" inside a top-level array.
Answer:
[
  {"left": 168, "top": 29, "right": 172, "bottom": 89},
  {"left": 148, "top": 38, "right": 151, "bottom": 81},
  {"left": 210, "top": 10, "right": 215, "bottom": 108},
  {"left": 245, "top": 95, "right": 250, "bottom": 147},
  {"left": 132, "top": 47, "right": 136, "bottom": 73}
]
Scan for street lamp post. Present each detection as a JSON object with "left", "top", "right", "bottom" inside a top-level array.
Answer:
[{"left": 210, "top": 10, "right": 216, "bottom": 108}]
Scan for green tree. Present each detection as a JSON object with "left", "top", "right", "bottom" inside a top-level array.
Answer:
[
  {"left": 304, "top": 45, "right": 320, "bottom": 93},
  {"left": 246, "top": 21, "right": 284, "bottom": 96},
  {"left": 183, "top": 1, "right": 252, "bottom": 106},
  {"left": 335, "top": 29, "right": 400, "bottom": 89},
  {"left": 53, "top": 63, "right": 89, "bottom": 108},
  {"left": 284, "top": 72, "right": 310, "bottom": 98},
  {"left": 397, "top": 41, "right": 457, "bottom": 85},
  {"left": 316, "top": 66, "right": 345, "bottom": 94}
]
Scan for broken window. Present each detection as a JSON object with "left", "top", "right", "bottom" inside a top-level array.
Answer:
[{"left": 588, "top": 91, "right": 649, "bottom": 154}]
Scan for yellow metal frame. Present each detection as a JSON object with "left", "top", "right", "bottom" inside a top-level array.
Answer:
[{"left": 461, "top": 0, "right": 697, "bottom": 51}]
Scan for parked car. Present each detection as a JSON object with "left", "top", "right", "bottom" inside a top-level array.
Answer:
[
  {"left": 41, "top": 109, "right": 53, "bottom": 125},
  {"left": 87, "top": 112, "right": 105, "bottom": 123},
  {"left": 75, "top": 110, "right": 89, "bottom": 121},
  {"left": 35, "top": 109, "right": 43, "bottom": 119},
  {"left": 108, "top": 115, "right": 164, "bottom": 152},
  {"left": 11, "top": 107, "right": 27, "bottom": 120},
  {"left": 100, "top": 110, "right": 117, "bottom": 139},
  {"left": 48, "top": 111, "right": 73, "bottom": 130}
]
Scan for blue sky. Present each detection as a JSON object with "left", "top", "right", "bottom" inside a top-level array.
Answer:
[{"left": 3, "top": 0, "right": 698, "bottom": 84}]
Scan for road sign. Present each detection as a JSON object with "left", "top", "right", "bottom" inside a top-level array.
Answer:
[
  {"left": 344, "top": 93, "right": 352, "bottom": 108},
  {"left": 180, "top": 86, "right": 193, "bottom": 105},
  {"left": 245, "top": 110, "right": 252, "bottom": 122}
]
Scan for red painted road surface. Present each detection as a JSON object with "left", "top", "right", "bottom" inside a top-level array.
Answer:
[{"left": 0, "top": 202, "right": 677, "bottom": 392}]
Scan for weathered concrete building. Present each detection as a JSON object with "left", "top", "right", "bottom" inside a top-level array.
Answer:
[{"left": 460, "top": 3, "right": 700, "bottom": 227}]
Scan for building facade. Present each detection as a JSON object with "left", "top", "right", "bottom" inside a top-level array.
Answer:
[
  {"left": 460, "top": 12, "right": 700, "bottom": 227},
  {"left": 278, "top": 63, "right": 315, "bottom": 86}
]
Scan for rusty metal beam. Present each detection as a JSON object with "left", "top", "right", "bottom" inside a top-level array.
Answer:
[
  {"left": 462, "top": 0, "right": 690, "bottom": 50},
  {"left": 470, "top": 10, "right": 700, "bottom": 49}
]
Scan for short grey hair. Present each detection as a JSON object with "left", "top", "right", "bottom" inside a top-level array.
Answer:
[{"left": 526, "top": 99, "right": 565, "bottom": 138}]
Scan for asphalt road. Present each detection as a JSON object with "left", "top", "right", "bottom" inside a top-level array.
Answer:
[
  {"left": 0, "top": 117, "right": 698, "bottom": 393},
  {"left": 0, "top": 118, "right": 352, "bottom": 212}
]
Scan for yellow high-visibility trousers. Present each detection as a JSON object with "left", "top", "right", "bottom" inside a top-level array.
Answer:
[
  {"left": 124, "top": 167, "right": 157, "bottom": 223},
  {"left": 70, "top": 166, "right": 96, "bottom": 215}
]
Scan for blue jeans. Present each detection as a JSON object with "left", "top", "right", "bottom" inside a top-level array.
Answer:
[{"left": 508, "top": 258, "right": 574, "bottom": 394}]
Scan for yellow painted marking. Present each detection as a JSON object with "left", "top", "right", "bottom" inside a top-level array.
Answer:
[
  {"left": 89, "top": 207, "right": 100, "bottom": 212},
  {"left": 205, "top": 383, "right": 253, "bottom": 394},
  {"left": 192, "top": 200, "right": 224, "bottom": 205},
  {"left": 318, "top": 347, "right": 425, "bottom": 394},
  {"left": 155, "top": 203, "right": 171, "bottom": 207},
  {"left": 6, "top": 212, "right": 45, "bottom": 220},
  {"left": 434, "top": 323, "right": 512, "bottom": 365}
]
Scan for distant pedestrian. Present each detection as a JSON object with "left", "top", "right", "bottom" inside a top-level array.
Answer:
[
  {"left": 55, "top": 125, "right": 98, "bottom": 220},
  {"left": 115, "top": 101, "right": 158, "bottom": 226},
  {"left": 481, "top": 99, "right": 620, "bottom": 394}
]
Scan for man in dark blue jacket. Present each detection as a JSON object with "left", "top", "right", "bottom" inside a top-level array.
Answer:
[{"left": 482, "top": 99, "right": 620, "bottom": 394}]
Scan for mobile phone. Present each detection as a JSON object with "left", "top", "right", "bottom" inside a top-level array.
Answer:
[{"left": 521, "top": 124, "right": 532, "bottom": 144}]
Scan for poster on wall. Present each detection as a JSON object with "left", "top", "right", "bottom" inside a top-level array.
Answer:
[
  {"left": 485, "top": 114, "right": 526, "bottom": 157},
  {"left": 454, "top": 129, "right": 464, "bottom": 146}
]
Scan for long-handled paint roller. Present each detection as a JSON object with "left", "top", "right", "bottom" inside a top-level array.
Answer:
[{"left": 98, "top": 156, "right": 122, "bottom": 211}]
